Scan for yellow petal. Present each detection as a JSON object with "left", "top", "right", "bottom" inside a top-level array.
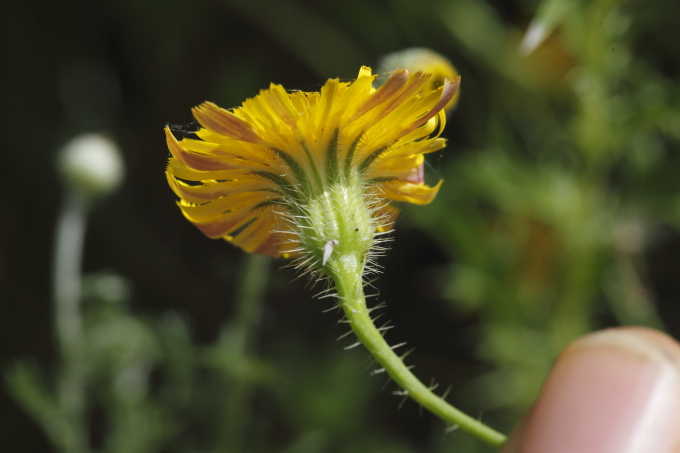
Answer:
[
  {"left": 179, "top": 191, "right": 267, "bottom": 222},
  {"left": 349, "top": 69, "right": 409, "bottom": 123},
  {"left": 192, "top": 102, "right": 262, "bottom": 144},
  {"left": 166, "top": 173, "right": 273, "bottom": 204},
  {"left": 367, "top": 153, "right": 424, "bottom": 181},
  {"left": 165, "top": 127, "right": 237, "bottom": 172},
  {"left": 384, "top": 136, "right": 447, "bottom": 161},
  {"left": 369, "top": 71, "right": 431, "bottom": 125},
  {"left": 379, "top": 179, "right": 443, "bottom": 205},
  {"left": 263, "top": 83, "right": 300, "bottom": 130},
  {"left": 357, "top": 66, "right": 373, "bottom": 78},
  {"left": 228, "top": 210, "right": 279, "bottom": 255},
  {"left": 166, "top": 157, "right": 239, "bottom": 182},
  {"left": 402, "top": 76, "right": 460, "bottom": 135},
  {"left": 314, "top": 78, "right": 340, "bottom": 138},
  {"left": 339, "top": 73, "right": 376, "bottom": 122},
  {"left": 187, "top": 206, "right": 257, "bottom": 239}
]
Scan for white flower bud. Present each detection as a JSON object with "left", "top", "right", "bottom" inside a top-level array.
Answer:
[{"left": 58, "top": 133, "right": 124, "bottom": 198}]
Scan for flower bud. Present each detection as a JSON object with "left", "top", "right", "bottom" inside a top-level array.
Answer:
[{"left": 58, "top": 133, "right": 124, "bottom": 198}]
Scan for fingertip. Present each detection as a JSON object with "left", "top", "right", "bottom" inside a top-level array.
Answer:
[{"left": 505, "top": 327, "right": 680, "bottom": 453}]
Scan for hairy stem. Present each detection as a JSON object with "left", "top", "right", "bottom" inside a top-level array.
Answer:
[{"left": 329, "top": 252, "right": 507, "bottom": 448}]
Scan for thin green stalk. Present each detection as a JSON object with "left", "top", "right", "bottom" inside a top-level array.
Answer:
[
  {"left": 53, "top": 191, "right": 87, "bottom": 355},
  {"left": 605, "top": 254, "right": 664, "bottom": 330},
  {"left": 233, "top": 253, "right": 271, "bottom": 351},
  {"left": 330, "top": 252, "right": 507, "bottom": 449},
  {"left": 52, "top": 190, "right": 90, "bottom": 453},
  {"left": 223, "top": 253, "right": 271, "bottom": 453}
]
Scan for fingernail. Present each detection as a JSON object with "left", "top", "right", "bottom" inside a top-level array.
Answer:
[{"left": 521, "top": 328, "right": 680, "bottom": 453}]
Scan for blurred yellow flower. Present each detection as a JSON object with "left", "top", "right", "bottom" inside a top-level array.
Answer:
[{"left": 165, "top": 66, "right": 458, "bottom": 257}]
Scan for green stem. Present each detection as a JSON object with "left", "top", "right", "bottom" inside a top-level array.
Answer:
[
  {"left": 329, "top": 252, "right": 507, "bottom": 448},
  {"left": 53, "top": 191, "right": 87, "bottom": 356},
  {"left": 223, "top": 253, "right": 271, "bottom": 453},
  {"left": 52, "top": 190, "right": 90, "bottom": 453},
  {"left": 233, "top": 253, "right": 271, "bottom": 352}
]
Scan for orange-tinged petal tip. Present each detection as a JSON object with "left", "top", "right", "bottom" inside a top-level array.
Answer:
[{"left": 192, "top": 102, "right": 262, "bottom": 144}]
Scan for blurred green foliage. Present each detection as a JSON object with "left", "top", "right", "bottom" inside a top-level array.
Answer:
[{"left": 2, "top": 0, "right": 680, "bottom": 452}]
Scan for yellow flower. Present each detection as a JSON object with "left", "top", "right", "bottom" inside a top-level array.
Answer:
[{"left": 165, "top": 66, "right": 459, "bottom": 259}]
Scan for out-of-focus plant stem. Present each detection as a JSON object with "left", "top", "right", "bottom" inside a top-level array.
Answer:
[
  {"left": 233, "top": 253, "right": 271, "bottom": 352},
  {"left": 52, "top": 190, "right": 90, "bottom": 453},
  {"left": 606, "top": 254, "right": 665, "bottom": 330},
  {"left": 223, "top": 253, "right": 271, "bottom": 453}
]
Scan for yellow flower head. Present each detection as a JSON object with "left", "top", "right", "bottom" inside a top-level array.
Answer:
[{"left": 165, "top": 66, "right": 459, "bottom": 260}]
